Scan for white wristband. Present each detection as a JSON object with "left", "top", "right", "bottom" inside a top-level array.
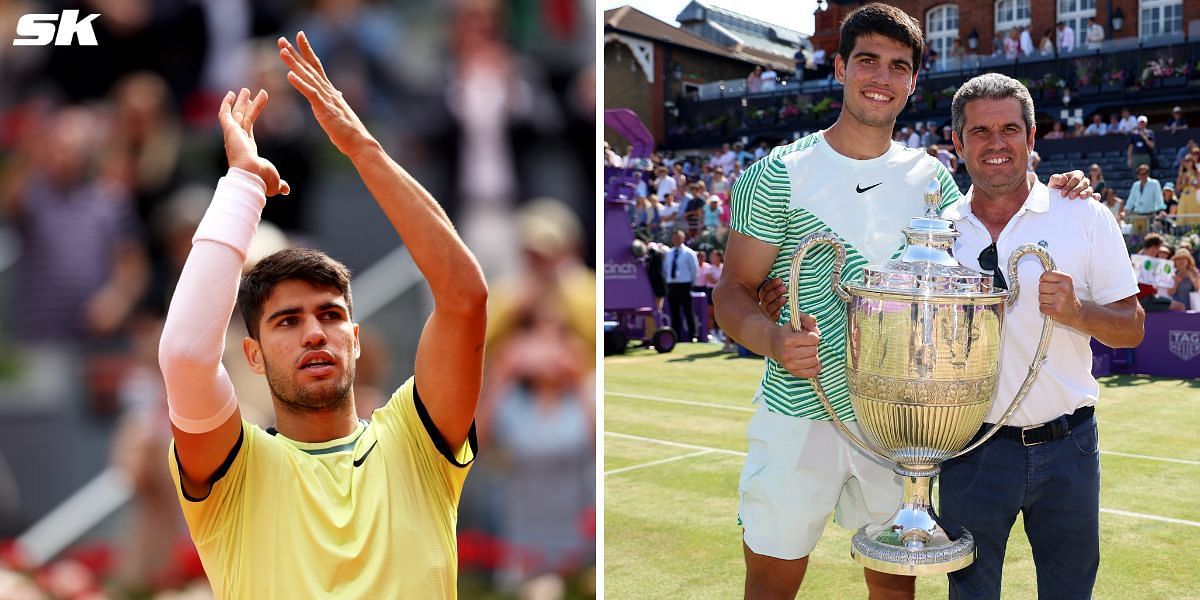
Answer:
[{"left": 193, "top": 167, "right": 267, "bottom": 258}]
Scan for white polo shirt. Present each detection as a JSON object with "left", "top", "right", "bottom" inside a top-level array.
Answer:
[{"left": 942, "top": 179, "right": 1139, "bottom": 426}]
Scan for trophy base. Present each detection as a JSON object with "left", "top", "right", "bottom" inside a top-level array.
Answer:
[{"left": 848, "top": 475, "right": 976, "bottom": 576}]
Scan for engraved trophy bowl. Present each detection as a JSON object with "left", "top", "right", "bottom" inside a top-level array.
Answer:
[{"left": 787, "top": 180, "right": 1056, "bottom": 576}]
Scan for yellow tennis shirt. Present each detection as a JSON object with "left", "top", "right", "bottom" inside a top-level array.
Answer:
[{"left": 168, "top": 377, "right": 475, "bottom": 599}]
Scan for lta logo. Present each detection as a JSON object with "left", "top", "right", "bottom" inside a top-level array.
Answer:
[
  {"left": 1168, "top": 330, "right": 1200, "bottom": 362},
  {"left": 13, "top": 10, "right": 100, "bottom": 46}
]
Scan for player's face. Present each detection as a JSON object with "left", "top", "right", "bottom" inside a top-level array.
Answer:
[
  {"left": 246, "top": 280, "right": 360, "bottom": 411},
  {"left": 953, "top": 97, "right": 1034, "bottom": 196},
  {"left": 835, "top": 34, "right": 918, "bottom": 129}
]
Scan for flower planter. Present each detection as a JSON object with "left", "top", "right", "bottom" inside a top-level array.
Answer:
[{"left": 1159, "top": 76, "right": 1187, "bottom": 88}]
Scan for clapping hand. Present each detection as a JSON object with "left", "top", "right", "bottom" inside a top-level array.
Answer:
[
  {"left": 278, "top": 32, "right": 375, "bottom": 158},
  {"left": 218, "top": 88, "right": 290, "bottom": 196}
]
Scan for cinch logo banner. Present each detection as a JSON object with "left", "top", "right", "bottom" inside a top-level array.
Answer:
[
  {"left": 13, "top": 10, "right": 100, "bottom": 46},
  {"left": 1168, "top": 330, "right": 1200, "bottom": 362},
  {"left": 604, "top": 261, "right": 639, "bottom": 280}
]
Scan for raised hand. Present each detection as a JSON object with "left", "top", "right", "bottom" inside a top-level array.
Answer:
[
  {"left": 218, "top": 88, "right": 290, "bottom": 196},
  {"left": 278, "top": 31, "right": 375, "bottom": 157}
]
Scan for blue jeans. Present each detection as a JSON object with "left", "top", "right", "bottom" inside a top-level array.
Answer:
[{"left": 939, "top": 417, "right": 1100, "bottom": 600}]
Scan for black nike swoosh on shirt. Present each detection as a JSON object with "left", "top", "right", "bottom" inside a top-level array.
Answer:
[
  {"left": 856, "top": 182, "right": 883, "bottom": 193},
  {"left": 353, "top": 441, "right": 378, "bottom": 467}
]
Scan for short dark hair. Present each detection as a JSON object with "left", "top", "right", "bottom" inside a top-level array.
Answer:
[
  {"left": 238, "top": 248, "right": 353, "bottom": 339},
  {"left": 838, "top": 3, "right": 924, "bottom": 72},
  {"left": 1143, "top": 233, "right": 1165, "bottom": 250}
]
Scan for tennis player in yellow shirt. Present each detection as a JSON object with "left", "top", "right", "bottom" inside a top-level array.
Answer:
[{"left": 158, "top": 32, "right": 487, "bottom": 598}]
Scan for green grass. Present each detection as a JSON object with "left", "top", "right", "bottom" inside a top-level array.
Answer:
[{"left": 604, "top": 344, "right": 1200, "bottom": 599}]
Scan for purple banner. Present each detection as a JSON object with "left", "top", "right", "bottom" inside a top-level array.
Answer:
[{"left": 1093, "top": 311, "right": 1200, "bottom": 378}]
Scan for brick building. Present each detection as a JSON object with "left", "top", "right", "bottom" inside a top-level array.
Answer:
[
  {"left": 811, "top": 0, "right": 1199, "bottom": 61},
  {"left": 604, "top": 6, "right": 797, "bottom": 146}
]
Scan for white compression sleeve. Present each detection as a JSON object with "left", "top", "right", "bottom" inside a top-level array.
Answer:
[{"left": 159, "top": 168, "right": 266, "bottom": 433}]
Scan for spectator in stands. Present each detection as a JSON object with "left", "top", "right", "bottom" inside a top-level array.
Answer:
[
  {"left": 1028, "top": 148, "right": 1042, "bottom": 172},
  {"left": 715, "top": 142, "right": 737, "bottom": 172},
  {"left": 1108, "top": 113, "right": 1124, "bottom": 135},
  {"left": 1118, "top": 108, "right": 1137, "bottom": 134},
  {"left": 1127, "top": 163, "right": 1166, "bottom": 223},
  {"left": 1057, "top": 21, "right": 1076, "bottom": 54},
  {"left": 760, "top": 66, "right": 778, "bottom": 92},
  {"left": 1071, "top": 120, "right": 1087, "bottom": 138},
  {"left": 1127, "top": 115, "right": 1156, "bottom": 174},
  {"left": 2, "top": 106, "right": 149, "bottom": 343},
  {"left": 703, "top": 196, "right": 723, "bottom": 232},
  {"left": 1084, "top": 113, "right": 1107, "bottom": 136},
  {"left": 699, "top": 163, "right": 714, "bottom": 189},
  {"left": 654, "top": 165, "right": 676, "bottom": 203},
  {"left": 793, "top": 48, "right": 811, "bottom": 83},
  {"left": 604, "top": 142, "right": 622, "bottom": 167},
  {"left": 736, "top": 142, "right": 754, "bottom": 168},
  {"left": 1163, "top": 182, "right": 1179, "bottom": 216},
  {"left": 1089, "top": 164, "right": 1109, "bottom": 199},
  {"left": 1166, "top": 106, "right": 1188, "bottom": 134},
  {"left": 928, "top": 144, "right": 957, "bottom": 171},
  {"left": 673, "top": 162, "right": 687, "bottom": 190},
  {"left": 683, "top": 182, "right": 707, "bottom": 240},
  {"left": 711, "top": 167, "right": 731, "bottom": 199},
  {"left": 1177, "top": 154, "right": 1200, "bottom": 222},
  {"left": 922, "top": 37, "right": 938, "bottom": 71},
  {"left": 1173, "top": 139, "right": 1197, "bottom": 169},
  {"left": 1169, "top": 249, "right": 1199, "bottom": 310},
  {"left": 1038, "top": 29, "right": 1056, "bottom": 56},
  {"left": 746, "top": 65, "right": 763, "bottom": 94},
  {"left": 919, "top": 122, "right": 936, "bottom": 147},
  {"left": 1003, "top": 27, "right": 1020, "bottom": 60},
  {"left": 754, "top": 141, "right": 770, "bottom": 161},
  {"left": 1044, "top": 121, "right": 1066, "bottom": 139},
  {"left": 659, "top": 192, "right": 681, "bottom": 235},
  {"left": 1086, "top": 17, "right": 1105, "bottom": 50},
  {"left": 902, "top": 125, "right": 920, "bottom": 148},
  {"left": 664, "top": 230, "right": 699, "bottom": 342},
  {"left": 1101, "top": 187, "right": 1126, "bottom": 225},
  {"left": 947, "top": 39, "right": 965, "bottom": 70},
  {"left": 1019, "top": 25, "right": 1035, "bottom": 56},
  {"left": 941, "top": 124, "right": 955, "bottom": 145},
  {"left": 647, "top": 194, "right": 665, "bottom": 238}
]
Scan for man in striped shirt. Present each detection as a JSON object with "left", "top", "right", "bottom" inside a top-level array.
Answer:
[{"left": 714, "top": 4, "right": 1093, "bottom": 598}]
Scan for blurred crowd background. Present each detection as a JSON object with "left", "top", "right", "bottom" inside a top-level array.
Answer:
[{"left": 0, "top": 0, "right": 595, "bottom": 598}]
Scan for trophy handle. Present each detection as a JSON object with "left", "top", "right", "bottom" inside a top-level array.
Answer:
[
  {"left": 951, "top": 243, "right": 1057, "bottom": 459},
  {"left": 788, "top": 233, "right": 890, "bottom": 463}
]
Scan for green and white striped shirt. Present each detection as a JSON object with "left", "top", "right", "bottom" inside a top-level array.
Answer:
[{"left": 731, "top": 131, "right": 961, "bottom": 421}]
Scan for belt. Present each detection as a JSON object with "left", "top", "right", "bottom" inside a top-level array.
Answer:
[{"left": 983, "top": 406, "right": 1094, "bottom": 447}]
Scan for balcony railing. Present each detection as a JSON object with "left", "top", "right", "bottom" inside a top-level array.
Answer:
[{"left": 665, "top": 36, "right": 1200, "bottom": 149}]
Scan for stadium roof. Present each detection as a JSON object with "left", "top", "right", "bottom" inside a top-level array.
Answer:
[{"left": 604, "top": 6, "right": 793, "bottom": 72}]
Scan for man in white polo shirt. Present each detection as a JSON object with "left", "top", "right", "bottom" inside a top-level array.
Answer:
[{"left": 940, "top": 73, "right": 1145, "bottom": 600}]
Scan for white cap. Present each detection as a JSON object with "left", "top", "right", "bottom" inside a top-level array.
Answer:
[{"left": 1137, "top": 115, "right": 1148, "bottom": 123}]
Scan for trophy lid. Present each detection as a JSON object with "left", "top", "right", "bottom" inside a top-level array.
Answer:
[{"left": 852, "top": 180, "right": 998, "bottom": 295}]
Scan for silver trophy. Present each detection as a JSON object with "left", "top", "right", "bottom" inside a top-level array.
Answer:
[{"left": 787, "top": 180, "right": 1055, "bottom": 575}]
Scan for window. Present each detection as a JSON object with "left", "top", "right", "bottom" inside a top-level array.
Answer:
[
  {"left": 926, "top": 5, "right": 959, "bottom": 62},
  {"left": 1057, "top": 0, "right": 1096, "bottom": 49},
  {"left": 1139, "top": 0, "right": 1184, "bottom": 38},
  {"left": 995, "top": 0, "right": 1031, "bottom": 34}
]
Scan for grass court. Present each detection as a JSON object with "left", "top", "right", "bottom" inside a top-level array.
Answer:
[{"left": 604, "top": 343, "right": 1200, "bottom": 599}]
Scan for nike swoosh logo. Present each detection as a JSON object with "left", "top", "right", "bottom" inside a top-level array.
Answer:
[
  {"left": 856, "top": 182, "right": 883, "bottom": 193},
  {"left": 353, "top": 441, "right": 378, "bottom": 467}
]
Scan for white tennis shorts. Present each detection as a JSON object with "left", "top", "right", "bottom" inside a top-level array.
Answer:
[{"left": 738, "top": 401, "right": 902, "bottom": 560}]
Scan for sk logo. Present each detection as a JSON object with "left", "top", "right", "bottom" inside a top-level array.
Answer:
[{"left": 13, "top": 10, "right": 100, "bottom": 46}]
